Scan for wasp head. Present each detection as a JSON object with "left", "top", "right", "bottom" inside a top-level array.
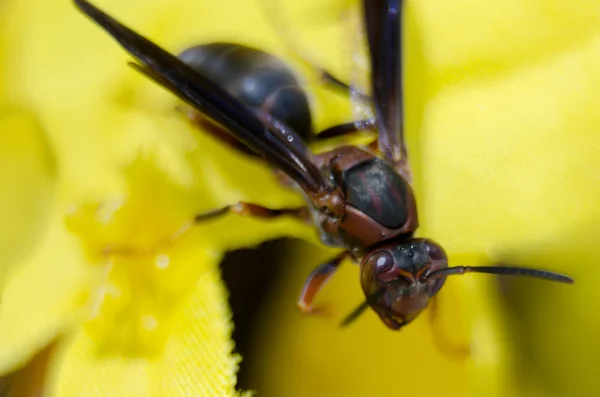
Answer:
[{"left": 359, "top": 238, "right": 448, "bottom": 330}]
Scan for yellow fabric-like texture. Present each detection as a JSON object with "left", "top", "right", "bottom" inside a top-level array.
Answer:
[{"left": 0, "top": 0, "right": 318, "bottom": 395}]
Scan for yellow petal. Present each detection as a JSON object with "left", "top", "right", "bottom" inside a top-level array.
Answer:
[
  {"left": 0, "top": 108, "right": 55, "bottom": 277},
  {"left": 416, "top": 15, "right": 598, "bottom": 394},
  {"left": 0, "top": 109, "right": 75, "bottom": 375},
  {"left": 421, "top": 32, "right": 600, "bottom": 253},
  {"left": 0, "top": 202, "right": 94, "bottom": 375},
  {"left": 53, "top": 248, "right": 240, "bottom": 397},
  {"left": 59, "top": 144, "right": 314, "bottom": 394},
  {"left": 411, "top": 0, "right": 599, "bottom": 395},
  {"left": 496, "top": 224, "right": 600, "bottom": 396},
  {"left": 418, "top": 0, "right": 600, "bottom": 87},
  {"left": 3, "top": 1, "right": 325, "bottom": 394}
]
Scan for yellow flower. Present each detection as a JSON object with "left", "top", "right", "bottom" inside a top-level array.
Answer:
[
  {"left": 0, "top": 0, "right": 598, "bottom": 397},
  {"left": 0, "top": 0, "right": 315, "bottom": 394}
]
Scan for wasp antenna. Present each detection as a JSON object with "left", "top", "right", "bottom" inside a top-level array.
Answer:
[
  {"left": 339, "top": 299, "right": 371, "bottom": 328},
  {"left": 428, "top": 265, "right": 574, "bottom": 284},
  {"left": 340, "top": 282, "right": 397, "bottom": 328}
]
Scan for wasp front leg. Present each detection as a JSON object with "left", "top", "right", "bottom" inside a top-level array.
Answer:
[{"left": 298, "top": 251, "right": 350, "bottom": 315}]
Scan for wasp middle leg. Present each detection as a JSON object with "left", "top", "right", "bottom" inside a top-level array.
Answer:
[
  {"left": 194, "top": 202, "right": 310, "bottom": 223},
  {"left": 169, "top": 202, "right": 311, "bottom": 244},
  {"left": 317, "top": 70, "right": 370, "bottom": 101}
]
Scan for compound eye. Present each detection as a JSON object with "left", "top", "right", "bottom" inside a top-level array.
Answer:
[
  {"left": 428, "top": 277, "right": 446, "bottom": 296},
  {"left": 366, "top": 251, "right": 398, "bottom": 283},
  {"left": 372, "top": 251, "right": 394, "bottom": 274},
  {"left": 425, "top": 240, "right": 447, "bottom": 261}
]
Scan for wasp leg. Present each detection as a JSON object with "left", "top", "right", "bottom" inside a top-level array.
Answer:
[
  {"left": 169, "top": 202, "right": 310, "bottom": 244},
  {"left": 428, "top": 296, "right": 471, "bottom": 359},
  {"left": 194, "top": 202, "right": 310, "bottom": 223},
  {"left": 315, "top": 121, "right": 377, "bottom": 141},
  {"left": 319, "top": 70, "right": 366, "bottom": 98},
  {"left": 298, "top": 251, "right": 349, "bottom": 314},
  {"left": 313, "top": 122, "right": 379, "bottom": 154},
  {"left": 316, "top": 70, "right": 371, "bottom": 102},
  {"left": 319, "top": 69, "right": 351, "bottom": 92}
]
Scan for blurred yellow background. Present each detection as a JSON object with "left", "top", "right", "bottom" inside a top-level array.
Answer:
[{"left": 0, "top": 0, "right": 599, "bottom": 396}]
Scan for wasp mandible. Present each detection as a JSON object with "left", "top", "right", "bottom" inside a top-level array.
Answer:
[{"left": 73, "top": 0, "right": 573, "bottom": 332}]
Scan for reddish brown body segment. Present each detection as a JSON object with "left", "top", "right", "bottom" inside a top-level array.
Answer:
[{"left": 310, "top": 146, "right": 417, "bottom": 254}]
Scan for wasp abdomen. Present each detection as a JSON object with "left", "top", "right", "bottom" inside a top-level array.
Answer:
[{"left": 178, "top": 43, "right": 313, "bottom": 142}]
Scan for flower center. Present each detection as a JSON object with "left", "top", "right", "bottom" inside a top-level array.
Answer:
[{"left": 66, "top": 194, "right": 215, "bottom": 357}]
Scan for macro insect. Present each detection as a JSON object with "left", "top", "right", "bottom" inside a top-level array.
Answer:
[{"left": 74, "top": 0, "right": 574, "bottom": 332}]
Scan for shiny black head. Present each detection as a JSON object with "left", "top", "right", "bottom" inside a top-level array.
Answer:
[
  {"left": 358, "top": 238, "right": 448, "bottom": 329},
  {"left": 352, "top": 238, "right": 574, "bottom": 330}
]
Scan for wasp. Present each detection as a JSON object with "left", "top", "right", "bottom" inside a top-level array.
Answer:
[{"left": 74, "top": 0, "right": 573, "bottom": 332}]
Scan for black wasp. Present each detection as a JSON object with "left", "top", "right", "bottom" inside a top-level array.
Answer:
[{"left": 74, "top": 0, "right": 573, "bottom": 334}]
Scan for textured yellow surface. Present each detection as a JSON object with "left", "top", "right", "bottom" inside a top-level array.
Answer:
[
  {"left": 0, "top": 0, "right": 597, "bottom": 396},
  {"left": 0, "top": 0, "right": 314, "bottom": 394}
]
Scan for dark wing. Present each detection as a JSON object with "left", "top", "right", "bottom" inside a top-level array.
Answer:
[
  {"left": 74, "top": 0, "right": 328, "bottom": 196},
  {"left": 362, "top": 0, "right": 407, "bottom": 167}
]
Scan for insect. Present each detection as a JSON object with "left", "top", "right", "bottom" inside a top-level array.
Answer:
[{"left": 74, "top": 0, "right": 574, "bottom": 333}]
